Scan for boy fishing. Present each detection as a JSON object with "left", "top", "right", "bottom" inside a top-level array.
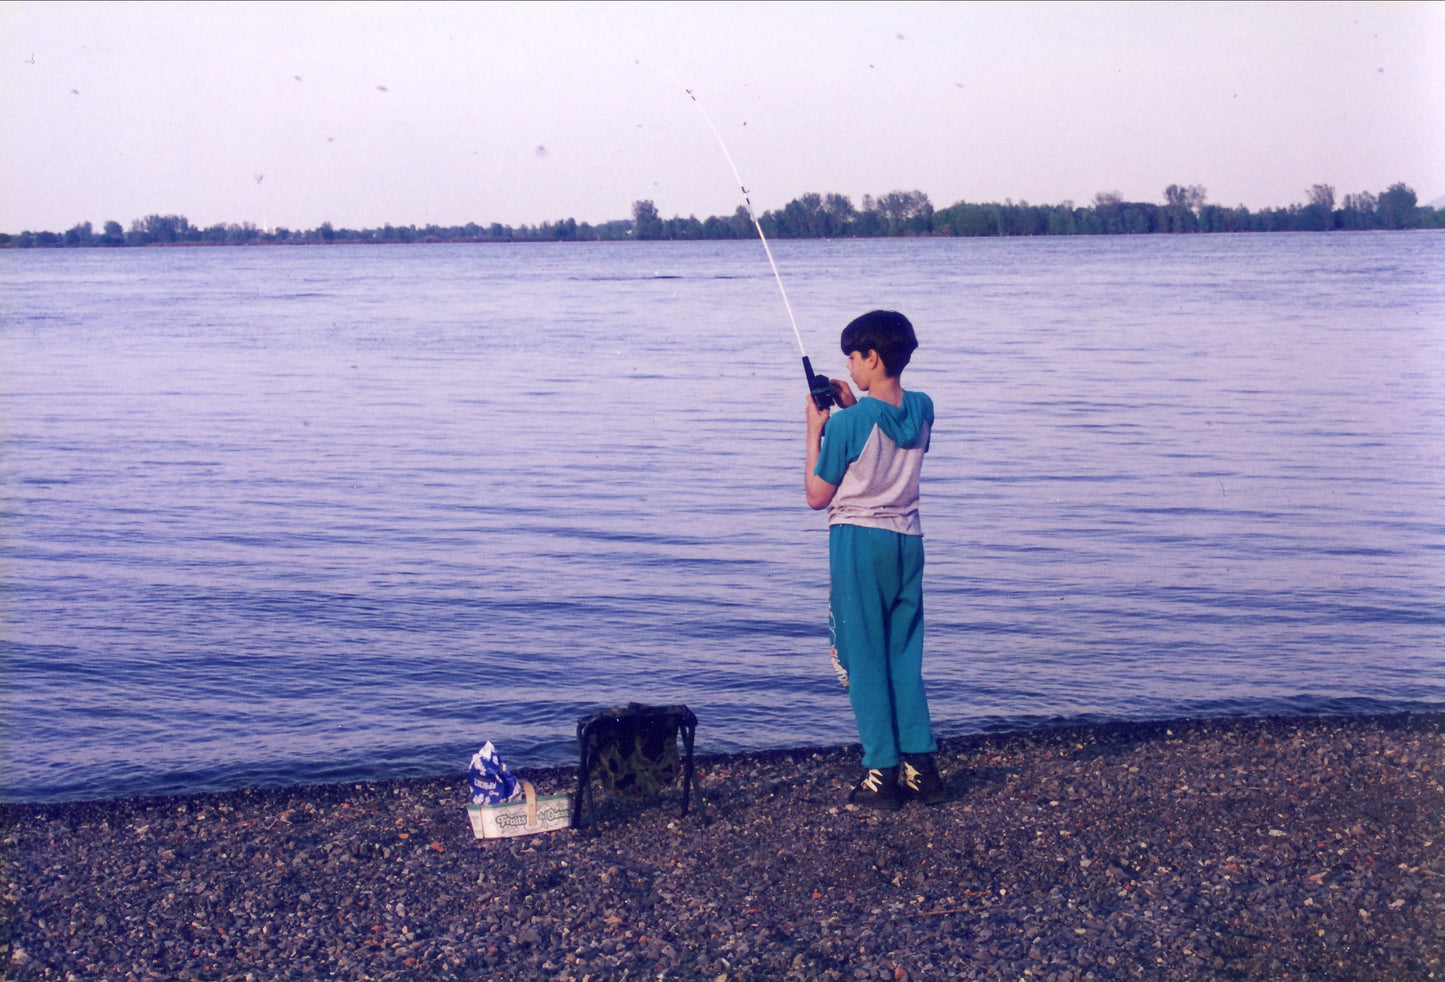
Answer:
[{"left": 804, "top": 309, "right": 945, "bottom": 810}]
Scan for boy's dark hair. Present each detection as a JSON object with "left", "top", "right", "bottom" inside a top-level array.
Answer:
[{"left": 840, "top": 310, "right": 917, "bottom": 377}]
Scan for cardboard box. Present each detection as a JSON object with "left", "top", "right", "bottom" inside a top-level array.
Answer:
[{"left": 466, "top": 781, "right": 572, "bottom": 839}]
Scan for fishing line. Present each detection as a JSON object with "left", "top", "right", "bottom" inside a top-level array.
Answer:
[{"left": 659, "top": 69, "right": 836, "bottom": 409}]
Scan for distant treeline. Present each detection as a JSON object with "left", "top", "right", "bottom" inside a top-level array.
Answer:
[{"left": 4, "top": 181, "right": 1440, "bottom": 249}]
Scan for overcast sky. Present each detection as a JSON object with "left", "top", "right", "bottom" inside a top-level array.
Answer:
[{"left": 3, "top": 1, "right": 1443, "bottom": 232}]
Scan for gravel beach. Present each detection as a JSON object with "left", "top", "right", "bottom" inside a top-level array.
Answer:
[{"left": 3, "top": 713, "right": 1442, "bottom": 981}]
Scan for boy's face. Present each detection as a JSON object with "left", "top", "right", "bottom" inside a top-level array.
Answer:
[{"left": 846, "top": 349, "right": 878, "bottom": 391}]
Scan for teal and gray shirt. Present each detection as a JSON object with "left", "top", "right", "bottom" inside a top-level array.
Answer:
[{"left": 814, "top": 391, "right": 933, "bottom": 536}]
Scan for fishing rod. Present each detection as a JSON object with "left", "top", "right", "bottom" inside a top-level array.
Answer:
[{"left": 665, "top": 72, "right": 837, "bottom": 411}]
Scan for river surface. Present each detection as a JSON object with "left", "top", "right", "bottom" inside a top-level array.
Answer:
[{"left": 2, "top": 232, "right": 1442, "bottom": 802}]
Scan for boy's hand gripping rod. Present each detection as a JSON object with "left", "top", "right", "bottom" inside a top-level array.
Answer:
[{"left": 670, "top": 75, "right": 836, "bottom": 410}]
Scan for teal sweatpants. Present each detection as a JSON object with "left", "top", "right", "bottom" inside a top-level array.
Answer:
[{"left": 828, "top": 524, "right": 936, "bottom": 769}]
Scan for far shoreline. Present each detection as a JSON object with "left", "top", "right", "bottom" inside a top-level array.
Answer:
[{"left": 4, "top": 225, "right": 1444, "bottom": 254}]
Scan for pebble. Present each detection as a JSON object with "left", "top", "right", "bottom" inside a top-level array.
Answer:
[{"left": 1, "top": 713, "right": 1442, "bottom": 981}]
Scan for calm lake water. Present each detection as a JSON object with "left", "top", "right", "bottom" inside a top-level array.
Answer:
[{"left": 2, "top": 233, "right": 1443, "bottom": 802}]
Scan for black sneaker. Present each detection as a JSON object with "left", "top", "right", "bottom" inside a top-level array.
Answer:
[
  {"left": 848, "top": 766, "right": 903, "bottom": 811},
  {"left": 900, "top": 753, "right": 947, "bottom": 805}
]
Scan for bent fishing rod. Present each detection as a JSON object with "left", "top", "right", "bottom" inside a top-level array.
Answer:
[{"left": 666, "top": 73, "right": 837, "bottom": 411}]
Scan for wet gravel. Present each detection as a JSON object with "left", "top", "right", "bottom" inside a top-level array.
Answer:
[{"left": 3, "top": 713, "right": 1442, "bottom": 981}]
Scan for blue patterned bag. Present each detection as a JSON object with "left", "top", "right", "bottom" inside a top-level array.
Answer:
[{"left": 468, "top": 741, "right": 521, "bottom": 805}]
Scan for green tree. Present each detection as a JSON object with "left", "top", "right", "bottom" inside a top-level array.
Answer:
[
  {"left": 870, "top": 190, "right": 931, "bottom": 236},
  {"left": 823, "top": 193, "right": 855, "bottom": 235},
  {"left": 1377, "top": 183, "right": 1417, "bottom": 229},
  {"left": 631, "top": 200, "right": 664, "bottom": 239},
  {"left": 1089, "top": 191, "right": 1124, "bottom": 234},
  {"left": 773, "top": 192, "right": 827, "bottom": 237},
  {"left": 1339, "top": 192, "right": 1376, "bottom": 230},
  {"left": 226, "top": 222, "right": 260, "bottom": 243},
  {"left": 663, "top": 215, "right": 704, "bottom": 239},
  {"left": 729, "top": 205, "right": 755, "bottom": 238},
  {"left": 144, "top": 214, "right": 191, "bottom": 242},
  {"left": 63, "top": 221, "right": 93, "bottom": 247},
  {"left": 1121, "top": 202, "right": 1158, "bottom": 234},
  {"left": 1306, "top": 184, "right": 1336, "bottom": 231},
  {"left": 1163, "top": 184, "right": 1205, "bottom": 232},
  {"left": 1046, "top": 204, "right": 1078, "bottom": 235},
  {"left": 544, "top": 217, "right": 578, "bottom": 241}
]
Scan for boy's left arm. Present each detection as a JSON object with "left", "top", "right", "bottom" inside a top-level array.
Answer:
[{"left": 805, "top": 396, "right": 838, "bottom": 510}]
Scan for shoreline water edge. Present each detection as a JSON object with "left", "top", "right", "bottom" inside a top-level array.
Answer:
[{"left": 2, "top": 711, "right": 1441, "bottom": 981}]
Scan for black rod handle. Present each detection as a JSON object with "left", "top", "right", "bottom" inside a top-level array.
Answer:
[{"left": 803, "top": 356, "right": 834, "bottom": 410}]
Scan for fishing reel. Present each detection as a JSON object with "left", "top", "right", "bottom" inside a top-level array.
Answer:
[{"left": 803, "top": 356, "right": 836, "bottom": 410}]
